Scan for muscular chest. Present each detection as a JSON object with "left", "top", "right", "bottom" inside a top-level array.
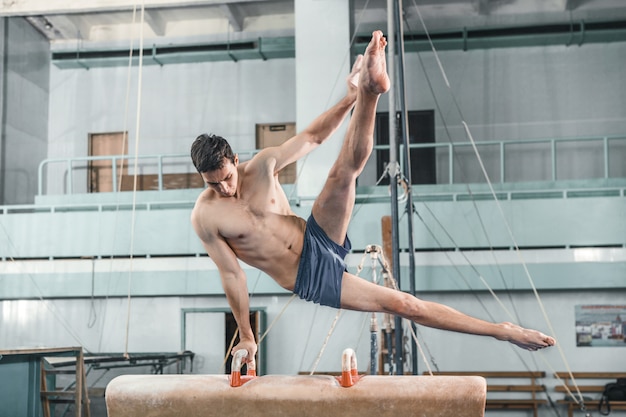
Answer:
[{"left": 216, "top": 186, "right": 290, "bottom": 240}]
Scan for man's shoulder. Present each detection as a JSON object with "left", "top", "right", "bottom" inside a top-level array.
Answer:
[
  {"left": 193, "top": 187, "right": 214, "bottom": 205},
  {"left": 191, "top": 190, "right": 218, "bottom": 224},
  {"left": 244, "top": 148, "right": 278, "bottom": 172},
  {"left": 191, "top": 199, "right": 227, "bottom": 245}
]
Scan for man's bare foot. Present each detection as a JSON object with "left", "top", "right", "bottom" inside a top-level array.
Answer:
[
  {"left": 361, "top": 30, "right": 390, "bottom": 95},
  {"left": 499, "top": 322, "right": 556, "bottom": 351}
]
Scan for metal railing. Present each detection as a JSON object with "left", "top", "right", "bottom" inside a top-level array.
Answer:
[
  {"left": 390, "top": 134, "right": 625, "bottom": 184},
  {"left": 37, "top": 150, "right": 258, "bottom": 196},
  {"left": 37, "top": 136, "right": 625, "bottom": 196}
]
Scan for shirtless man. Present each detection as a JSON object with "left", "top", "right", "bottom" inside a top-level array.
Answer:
[{"left": 191, "top": 30, "right": 555, "bottom": 364}]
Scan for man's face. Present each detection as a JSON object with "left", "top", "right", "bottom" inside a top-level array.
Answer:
[{"left": 202, "top": 156, "right": 239, "bottom": 197}]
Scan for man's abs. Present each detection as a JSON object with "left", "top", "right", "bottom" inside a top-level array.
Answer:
[{"left": 225, "top": 213, "right": 306, "bottom": 289}]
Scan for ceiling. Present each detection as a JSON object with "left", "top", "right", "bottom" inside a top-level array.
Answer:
[{"left": 8, "top": 0, "right": 626, "bottom": 52}]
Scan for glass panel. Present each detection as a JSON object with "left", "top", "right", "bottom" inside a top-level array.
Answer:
[
  {"left": 452, "top": 144, "right": 500, "bottom": 184},
  {"left": 504, "top": 142, "right": 552, "bottom": 182},
  {"left": 556, "top": 140, "right": 604, "bottom": 180},
  {"left": 436, "top": 146, "right": 451, "bottom": 184},
  {"left": 608, "top": 138, "right": 626, "bottom": 178}
]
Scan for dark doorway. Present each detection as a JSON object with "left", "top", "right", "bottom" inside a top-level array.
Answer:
[
  {"left": 373, "top": 110, "right": 436, "bottom": 185},
  {"left": 224, "top": 311, "right": 261, "bottom": 374}
]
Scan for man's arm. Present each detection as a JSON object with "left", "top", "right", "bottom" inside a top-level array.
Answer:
[
  {"left": 191, "top": 212, "right": 257, "bottom": 360},
  {"left": 252, "top": 55, "right": 363, "bottom": 174},
  {"left": 219, "top": 266, "right": 257, "bottom": 358}
]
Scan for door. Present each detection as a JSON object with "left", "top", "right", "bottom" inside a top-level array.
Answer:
[
  {"left": 88, "top": 132, "right": 128, "bottom": 192},
  {"left": 256, "top": 123, "right": 297, "bottom": 184}
]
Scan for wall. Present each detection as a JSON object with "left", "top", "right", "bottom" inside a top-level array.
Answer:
[
  {"left": 400, "top": 42, "right": 626, "bottom": 141},
  {"left": 1, "top": 17, "right": 626, "bottom": 417},
  {"left": 397, "top": 43, "right": 626, "bottom": 185},
  {"left": 0, "top": 18, "right": 49, "bottom": 204},
  {"left": 294, "top": 0, "right": 351, "bottom": 197},
  {"left": 44, "top": 39, "right": 626, "bottom": 196},
  {"left": 2, "top": 190, "right": 625, "bottom": 295},
  {"left": 46, "top": 56, "right": 296, "bottom": 195},
  {"left": 2, "top": 291, "right": 624, "bottom": 374},
  {"left": 0, "top": 19, "right": 4, "bottom": 204}
]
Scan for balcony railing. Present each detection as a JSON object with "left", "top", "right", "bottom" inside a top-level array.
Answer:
[
  {"left": 37, "top": 135, "right": 625, "bottom": 196},
  {"left": 37, "top": 150, "right": 259, "bottom": 196},
  {"left": 396, "top": 135, "right": 626, "bottom": 184}
]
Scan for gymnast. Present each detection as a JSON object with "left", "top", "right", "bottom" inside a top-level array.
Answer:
[{"left": 190, "top": 30, "right": 556, "bottom": 365}]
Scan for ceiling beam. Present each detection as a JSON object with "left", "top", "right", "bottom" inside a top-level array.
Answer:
[
  {"left": 564, "top": 0, "right": 590, "bottom": 11},
  {"left": 219, "top": 4, "right": 244, "bottom": 32},
  {"left": 50, "top": 14, "right": 93, "bottom": 40},
  {"left": 474, "top": 0, "right": 491, "bottom": 15},
  {"left": 144, "top": 9, "right": 167, "bottom": 36},
  {"left": 25, "top": 14, "right": 92, "bottom": 40},
  {"left": 0, "top": 0, "right": 273, "bottom": 17},
  {"left": 406, "top": 0, "right": 467, "bottom": 4}
]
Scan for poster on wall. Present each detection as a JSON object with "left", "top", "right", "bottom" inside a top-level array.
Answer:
[{"left": 575, "top": 305, "right": 626, "bottom": 347}]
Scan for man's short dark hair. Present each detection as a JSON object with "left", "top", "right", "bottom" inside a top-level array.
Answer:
[{"left": 191, "top": 133, "right": 236, "bottom": 173}]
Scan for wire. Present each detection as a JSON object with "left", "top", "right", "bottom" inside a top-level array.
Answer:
[
  {"left": 123, "top": 0, "right": 147, "bottom": 359},
  {"left": 408, "top": 0, "right": 584, "bottom": 405}
]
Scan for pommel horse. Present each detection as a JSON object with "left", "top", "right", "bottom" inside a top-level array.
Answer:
[{"left": 106, "top": 348, "right": 486, "bottom": 417}]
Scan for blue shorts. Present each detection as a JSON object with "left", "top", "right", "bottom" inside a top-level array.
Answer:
[{"left": 293, "top": 215, "right": 352, "bottom": 308}]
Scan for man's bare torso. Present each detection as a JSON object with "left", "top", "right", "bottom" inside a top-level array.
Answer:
[{"left": 192, "top": 159, "right": 305, "bottom": 290}]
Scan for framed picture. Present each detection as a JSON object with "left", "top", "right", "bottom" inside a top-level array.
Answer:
[{"left": 575, "top": 305, "right": 626, "bottom": 347}]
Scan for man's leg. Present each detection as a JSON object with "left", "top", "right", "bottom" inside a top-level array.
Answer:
[
  {"left": 339, "top": 270, "right": 556, "bottom": 351},
  {"left": 311, "top": 30, "right": 390, "bottom": 245},
  {"left": 308, "top": 31, "right": 556, "bottom": 353}
]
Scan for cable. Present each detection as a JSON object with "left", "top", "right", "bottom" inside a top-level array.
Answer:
[
  {"left": 408, "top": 0, "right": 584, "bottom": 406},
  {"left": 123, "top": 0, "right": 147, "bottom": 359}
]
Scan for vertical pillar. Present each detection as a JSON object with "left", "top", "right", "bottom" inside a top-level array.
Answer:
[
  {"left": 294, "top": 0, "right": 351, "bottom": 198},
  {"left": 0, "top": 18, "right": 6, "bottom": 204}
]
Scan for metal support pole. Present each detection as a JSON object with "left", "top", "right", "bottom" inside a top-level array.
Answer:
[
  {"left": 370, "top": 313, "right": 378, "bottom": 375},
  {"left": 387, "top": 0, "right": 404, "bottom": 376},
  {"left": 393, "top": 0, "right": 418, "bottom": 376},
  {"left": 369, "top": 249, "right": 379, "bottom": 375}
]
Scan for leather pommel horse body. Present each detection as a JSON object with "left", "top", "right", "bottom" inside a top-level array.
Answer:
[
  {"left": 105, "top": 350, "right": 487, "bottom": 417},
  {"left": 106, "top": 374, "right": 486, "bottom": 417}
]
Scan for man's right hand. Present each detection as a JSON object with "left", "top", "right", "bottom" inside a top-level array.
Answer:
[{"left": 231, "top": 338, "right": 258, "bottom": 366}]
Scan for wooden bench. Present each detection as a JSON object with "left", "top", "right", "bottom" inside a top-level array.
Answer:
[
  {"left": 555, "top": 372, "right": 626, "bottom": 417},
  {"left": 425, "top": 371, "right": 547, "bottom": 417}
]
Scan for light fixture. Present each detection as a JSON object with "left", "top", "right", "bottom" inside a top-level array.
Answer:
[{"left": 42, "top": 17, "right": 53, "bottom": 30}]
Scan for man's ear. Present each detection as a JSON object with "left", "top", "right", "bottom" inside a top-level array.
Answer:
[{"left": 234, "top": 154, "right": 239, "bottom": 166}]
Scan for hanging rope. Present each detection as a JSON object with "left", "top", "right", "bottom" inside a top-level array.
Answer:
[
  {"left": 0, "top": 4, "right": 147, "bottom": 356},
  {"left": 92, "top": 1, "right": 144, "bottom": 354},
  {"left": 407, "top": 0, "right": 585, "bottom": 408},
  {"left": 397, "top": 10, "right": 544, "bottom": 376},
  {"left": 123, "top": 0, "right": 147, "bottom": 359}
]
